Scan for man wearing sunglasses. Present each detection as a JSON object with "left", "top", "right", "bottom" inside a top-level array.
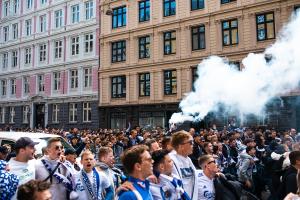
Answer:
[
  {"left": 197, "top": 155, "right": 220, "bottom": 200},
  {"left": 36, "top": 137, "right": 77, "bottom": 200},
  {"left": 169, "top": 130, "right": 197, "bottom": 200}
]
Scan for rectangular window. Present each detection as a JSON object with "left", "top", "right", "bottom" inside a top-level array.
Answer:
[
  {"left": 221, "top": 0, "right": 236, "bottom": 4},
  {"left": 1, "top": 80, "right": 7, "bottom": 96},
  {"left": 139, "top": 73, "right": 150, "bottom": 97},
  {"left": 41, "top": 0, "right": 47, "bottom": 5},
  {"left": 12, "top": 51, "right": 18, "bottom": 67},
  {"left": 222, "top": 19, "right": 238, "bottom": 46},
  {"left": 112, "top": 6, "right": 126, "bottom": 29},
  {"left": 2, "top": 53, "right": 8, "bottom": 69},
  {"left": 192, "top": 67, "right": 198, "bottom": 91},
  {"left": 139, "top": 0, "right": 150, "bottom": 22},
  {"left": 84, "top": 34, "right": 93, "bottom": 53},
  {"left": 85, "top": 0, "right": 93, "bottom": 20},
  {"left": 164, "top": 31, "right": 176, "bottom": 55},
  {"left": 139, "top": 36, "right": 150, "bottom": 59},
  {"left": 164, "top": 70, "right": 177, "bottom": 95},
  {"left": 0, "top": 107, "right": 5, "bottom": 123},
  {"left": 25, "top": 19, "right": 32, "bottom": 36},
  {"left": 23, "top": 76, "right": 30, "bottom": 94},
  {"left": 12, "top": 23, "right": 18, "bottom": 39},
  {"left": 13, "top": 0, "right": 19, "bottom": 14},
  {"left": 84, "top": 68, "right": 92, "bottom": 88},
  {"left": 69, "top": 103, "right": 77, "bottom": 122},
  {"left": 52, "top": 104, "right": 59, "bottom": 123},
  {"left": 53, "top": 72, "right": 60, "bottom": 91},
  {"left": 9, "top": 107, "right": 15, "bottom": 123},
  {"left": 83, "top": 102, "right": 91, "bottom": 122},
  {"left": 111, "top": 40, "right": 126, "bottom": 63},
  {"left": 191, "top": 25, "right": 205, "bottom": 50},
  {"left": 54, "top": 40, "right": 62, "bottom": 59},
  {"left": 256, "top": 12, "right": 275, "bottom": 41},
  {"left": 11, "top": 79, "right": 16, "bottom": 95},
  {"left": 163, "top": 0, "right": 176, "bottom": 17},
  {"left": 38, "top": 75, "right": 44, "bottom": 92},
  {"left": 25, "top": 48, "right": 31, "bottom": 64},
  {"left": 111, "top": 76, "right": 126, "bottom": 98},
  {"left": 71, "top": 36, "right": 79, "bottom": 56},
  {"left": 23, "top": 106, "right": 29, "bottom": 123},
  {"left": 26, "top": 0, "right": 32, "bottom": 9},
  {"left": 55, "top": 10, "right": 63, "bottom": 28},
  {"left": 39, "top": 44, "right": 47, "bottom": 62},
  {"left": 40, "top": 15, "right": 46, "bottom": 32},
  {"left": 70, "top": 70, "right": 78, "bottom": 89},
  {"left": 4, "top": 1, "right": 9, "bottom": 16},
  {"left": 3, "top": 26, "right": 9, "bottom": 42},
  {"left": 71, "top": 4, "right": 80, "bottom": 23},
  {"left": 191, "top": 0, "right": 204, "bottom": 10}
]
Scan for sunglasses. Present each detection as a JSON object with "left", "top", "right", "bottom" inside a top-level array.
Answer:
[
  {"left": 207, "top": 160, "right": 216, "bottom": 165},
  {"left": 182, "top": 140, "right": 194, "bottom": 145},
  {"left": 55, "top": 145, "right": 64, "bottom": 150}
]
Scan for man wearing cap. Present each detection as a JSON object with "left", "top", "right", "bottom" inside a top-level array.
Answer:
[
  {"left": 9, "top": 137, "right": 37, "bottom": 200},
  {"left": 65, "top": 148, "right": 81, "bottom": 174},
  {"left": 0, "top": 146, "right": 9, "bottom": 160}
]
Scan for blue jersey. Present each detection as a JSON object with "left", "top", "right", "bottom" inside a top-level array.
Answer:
[{"left": 118, "top": 176, "right": 153, "bottom": 200}]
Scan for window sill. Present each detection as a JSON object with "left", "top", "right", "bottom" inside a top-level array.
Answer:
[{"left": 83, "top": 121, "right": 92, "bottom": 123}]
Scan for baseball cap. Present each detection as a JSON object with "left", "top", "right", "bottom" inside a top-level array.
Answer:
[
  {"left": 64, "top": 148, "right": 76, "bottom": 156},
  {"left": 15, "top": 137, "right": 38, "bottom": 150}
]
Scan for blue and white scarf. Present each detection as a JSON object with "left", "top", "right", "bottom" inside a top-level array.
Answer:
[
  {"left": 0, "top": 160, "right": 19, "bottom": 200},
  {"left": 81, "top": 168, "right": 100, "bottom": 200}
]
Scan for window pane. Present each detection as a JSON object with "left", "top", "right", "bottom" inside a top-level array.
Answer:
[{"left": 267, "top": 23, "right": 274, "bottom": 39}]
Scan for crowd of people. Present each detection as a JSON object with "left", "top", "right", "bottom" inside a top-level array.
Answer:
[{"left": 0, "top": 125, "right": 300, "bottom": 200}]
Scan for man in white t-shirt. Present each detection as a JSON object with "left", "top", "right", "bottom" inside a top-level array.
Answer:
[
  {"left": 74, "top": 150, "right": 113, "bottom": 200},
  {"left": 197, "top": 155, "right": 220, "bottom": 200},
  {"left": 9, "top": 137, "right": 37, "bottom": 200},
  {"left": 169, "top": 130, "right": 197, "bottom": 200}
]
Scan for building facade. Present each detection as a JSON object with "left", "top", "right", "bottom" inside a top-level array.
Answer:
[
  {"left": 99, "top": 0, "right": 300, "bottom": 130},
  {"left": 0, "top": 0, "right": 100, "bottom": 130}
]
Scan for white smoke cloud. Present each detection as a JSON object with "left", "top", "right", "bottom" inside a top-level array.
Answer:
[{"left": 170, "top": 11, "right": 300, "bottom": 124}]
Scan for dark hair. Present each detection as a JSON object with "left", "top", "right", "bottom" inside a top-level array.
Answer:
[
  {"left": 17, "top": 180, "right": 51, "bottom": 200},
  {"left": 152, "top": 149, "right": 169, "bottom": 170},
  {"left": 289, "top": 151, "right": 300, "bottom": 165},
  {"left": 121, "top": 145, "right": 148, "bottom": 174},
  {"left": 161, "top": 136, "right": 171, "bottom": 149},
  {"left": 246, "top": 146, "right": 255, "bottom": 153},
  {"left": 145, "top": 139, "right": 157, "bottom": 150}
]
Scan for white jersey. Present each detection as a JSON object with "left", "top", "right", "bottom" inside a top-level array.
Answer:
[
  {"left": 196, "top": 170, "right": 215, "bottom": 200},
  {"left": 8, "top": 158, "right": 36, "bottom": 200},
  {"left": 169, "top": 151, "right": 197, "bottom": 200},
  {"left": 74, "top": 169, "right": 111, "bottom": 200}
]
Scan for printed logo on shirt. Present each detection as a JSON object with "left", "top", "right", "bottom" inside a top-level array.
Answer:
[
  {"left": 180, "top": 167, "right": 194, "bottom": 178},
  {"left": 203, "top": 190, "right": 215, "bottom": 200}
]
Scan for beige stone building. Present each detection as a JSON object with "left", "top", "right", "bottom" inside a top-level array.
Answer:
[{"left": 99, "top": 0, "right": 300, "bottom": 129}]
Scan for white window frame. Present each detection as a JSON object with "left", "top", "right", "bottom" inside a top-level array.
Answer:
[
  {"left": 13, "top": 0, "right": 19, "bottom": 14},
  {"left": 84, "top": 33, "right": 93, "bottom": 53},
  {"left": 70, "top": 70, "right": 78, "bottom": 89},
  {"left": 39, "top": 44, "right": 47, "bottom": 62},
  {"left": 1, "top": 80, "right": 7, "bottom": 96},
  {"left": 41, "top": 0, "right": 47, "bottom": 5},
  {"left": 4, "top": 1, "right": 9, "bottom": 17},
  {"left": 11, "top": 79, "right": 16, "bottom": 96},
  {"left": 3, "top": 26, "right": 9, "bottom": 42},
  {"left": 83, "top": 102, "right": 91, "bottom": 122},
  {"left": 37, "top": 75, "right": 44, "bottom": 92},
  {"left": 12, "top": 23, "right": 18, "bottom": 39},
  {"left": 53, "top": 72, "right": 60, "bottom": 91},
  {"left": 9, "top": 107, "right": 15, "bottom": 123},
  {"left": 54, "top": 10, "right": 63, "bottom": 28},
  {"left": 12, "top": 50, "right": 18, "bottom": 67},
  {"left": 40, "top": 15, "right": 46, "bottom": 32},
  {"left": 85, "top": 1, "right": 93, "bottom": 20},
  {"left": 23, "top": 105, "right": 29, "bottom": 123},
  {"left": 0, "top": 107, "right": 5, "bottom": 123},
  {"left": 71, "top": 4, "right": 80, "bottom": 23},
  {"left": 52, "top": 104, "right": 59, "bottom": 123},
  {"left": 71, "top": 36, "right": 79, "bottom": 56},
  {"left": 25, "top": 47, "right": 31, "bottom": 64},
  {"left": 69, "top": 103, "right": 77, "bottom": 122},
  {"left": 3, "top": 53, "right": 8, "bottom": 69},
  {"left": 84, "top": 68, "right": 92, "bottom": 88},
  {"left": 23, "top": 76, "right": 30, "bottom": 95},
  {"left": 54, "top": 40, "right": 63, "bottom": 59},
  {"left": 26, "top": 0, "right": 32, "bottom": 9},
  {"left": 25, "top": 19, "right": 32, "bottom": 36}
]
